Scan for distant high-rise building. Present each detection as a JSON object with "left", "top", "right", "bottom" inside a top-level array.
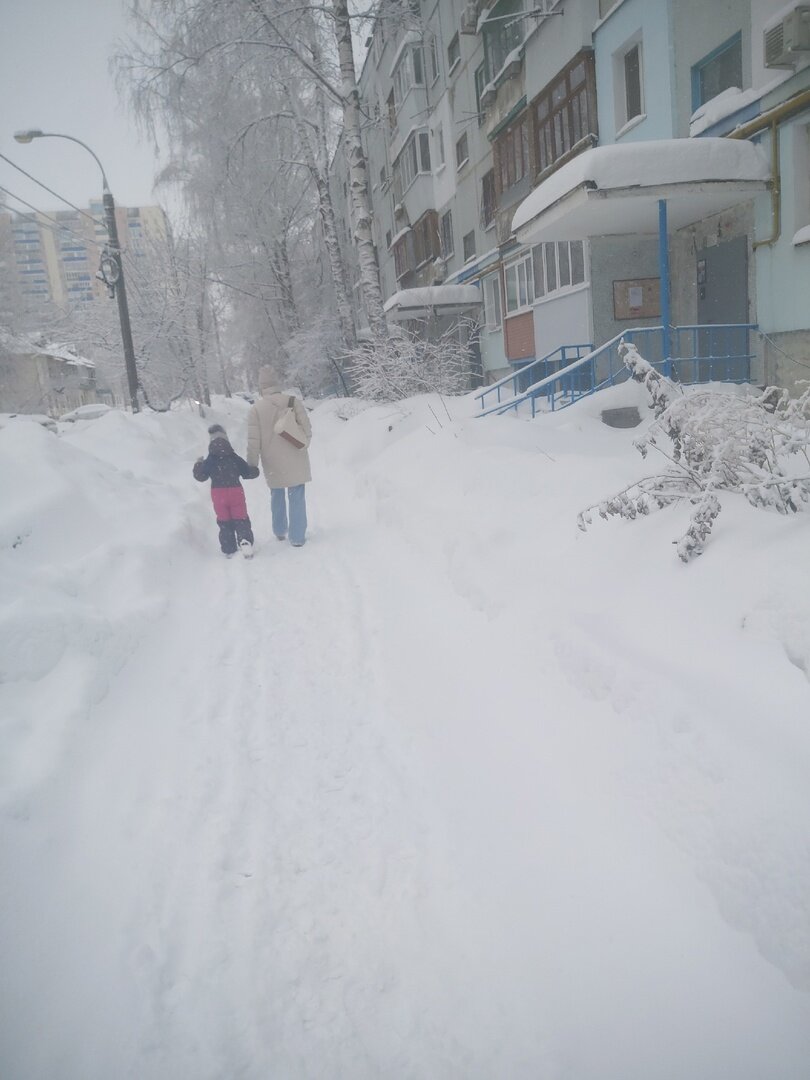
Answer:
[{"left": 0, "top": 201, "right": 168, "bottom": 312}]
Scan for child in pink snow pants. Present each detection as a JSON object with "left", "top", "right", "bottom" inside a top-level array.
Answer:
[{"left": 193, "top": 424, "right": 260, "bottom": 557}]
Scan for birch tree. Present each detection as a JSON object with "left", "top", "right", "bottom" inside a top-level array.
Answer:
[{"left": 118, "top": 0, "right": 388, "bottom": 362}]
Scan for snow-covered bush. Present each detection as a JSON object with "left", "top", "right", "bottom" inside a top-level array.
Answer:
[
  {"left": 349, "top": 321, "right": 479, "bottom": 402},
  {"left": 578, "top": 341, "right": 810, "bottom": 562}
]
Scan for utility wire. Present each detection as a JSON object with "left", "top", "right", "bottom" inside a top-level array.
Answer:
[
  {"left": 0, "top": 151, "right": 103, "bottom": 226},
  {"left": 0, "top": 184, "right": 104, "bottom": 250},
  {"left": 760, "top": 330, "right": 810, "bottom": 373}
]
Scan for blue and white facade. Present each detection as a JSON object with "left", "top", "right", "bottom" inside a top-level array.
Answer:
[{"left": 330, "top": 0, "right": 810, "bottom": 390}]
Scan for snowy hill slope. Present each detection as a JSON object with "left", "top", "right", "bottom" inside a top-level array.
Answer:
[{"left": 1, "top": 392, "right": 810, "bottom": 1079}]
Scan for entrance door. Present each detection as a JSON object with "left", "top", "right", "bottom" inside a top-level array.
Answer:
[{"left": 695, "top": 235, "right": 749, "bottom": 381}]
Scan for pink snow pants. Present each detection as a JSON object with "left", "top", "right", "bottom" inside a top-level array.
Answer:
[{"left": 211, "top": 486, "right": 248, "bottom": 521}]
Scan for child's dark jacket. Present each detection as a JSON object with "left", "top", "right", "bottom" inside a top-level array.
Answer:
[{"left": 193, "top": 438, "right": 260, "bottom": 487}]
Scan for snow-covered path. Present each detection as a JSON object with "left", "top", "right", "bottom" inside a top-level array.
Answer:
[{"left": 3, "top": 394, "right": 810, "bottom": 1078}]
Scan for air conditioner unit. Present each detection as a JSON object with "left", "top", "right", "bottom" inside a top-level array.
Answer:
[
  {"left": 764, "top": 4, "right": 810, "bottom": 68},
  {"left": 460, "top": 2, "right": 478, "bottom": 34}
]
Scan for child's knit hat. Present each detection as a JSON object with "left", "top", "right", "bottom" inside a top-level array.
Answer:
[{"left": 208, "top": 423, "right": 228, "bottom": 442}]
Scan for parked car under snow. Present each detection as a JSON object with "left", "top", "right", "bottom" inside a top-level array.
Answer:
[
  {"left": 59, "top": 403, "right": 113, "bottom": 423},
  {"left": 0, "top": 412, "right": 58, "bottom": 433}
]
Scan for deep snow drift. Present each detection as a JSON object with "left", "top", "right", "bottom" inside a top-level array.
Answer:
[{"left": 2, "top": 388, "right": 810, "bottom": 1079}]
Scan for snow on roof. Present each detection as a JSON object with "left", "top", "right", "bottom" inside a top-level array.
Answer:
[
  {"left": 512, "top": 138, "right": 771, "bottom": 243},
  {"left": 0, "top": 330, "right": 94, "bottom": 368},
  {"left": 383, "top": 284, "right": 482, "bottom": 316},
  {"left": 41, "top": 342, "right": 95, "bottom": 368}
]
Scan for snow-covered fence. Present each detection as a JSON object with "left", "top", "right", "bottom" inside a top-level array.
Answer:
[{"left": 578, "top": 341, "right": 810, "bottom": 562}]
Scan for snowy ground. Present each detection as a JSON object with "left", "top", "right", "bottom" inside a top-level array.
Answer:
[{"left": 2, "top": 387, "right": 810, "bottom": 1079}]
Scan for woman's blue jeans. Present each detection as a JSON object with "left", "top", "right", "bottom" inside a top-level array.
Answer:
[{"left": 271, "top": 485, "right": 307, "bottom": 545}]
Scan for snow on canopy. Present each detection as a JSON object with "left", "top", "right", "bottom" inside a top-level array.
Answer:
[
  {"left": 383, "top": 284, "right": 482, "bottom": 315},
  {"left": 512, "top": 137, "right": 771, "bottom": 242}
]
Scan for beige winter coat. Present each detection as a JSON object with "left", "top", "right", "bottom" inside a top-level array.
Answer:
[{"left": 246, "top": 386, "right": 312, "bottom": 488}]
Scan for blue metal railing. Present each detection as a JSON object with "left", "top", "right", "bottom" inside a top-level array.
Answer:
[
  {"left": 474, "top": 343, "right": 593, "bottom": 412},
  {"left": 477, "top": 323, "right": 757, "bottom": 419}
]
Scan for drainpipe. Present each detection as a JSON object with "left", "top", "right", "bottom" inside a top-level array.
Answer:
[
  {"left": 658, "top": 199, "right": 672, "bottom": 373},
  {"left": 727, "top": 88, "right": 810, "bottom": 248}
]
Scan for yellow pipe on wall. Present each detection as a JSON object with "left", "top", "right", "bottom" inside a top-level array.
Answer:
[{"left": 727, "top": 87, "right": 810, "bottom": 248}]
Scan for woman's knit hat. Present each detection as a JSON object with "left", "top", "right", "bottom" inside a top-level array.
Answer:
[
  {"left": 258, "top": 364, "right": 280, "bottom": 390},
  {"left": 208, "top": 423, "right": 228, "bottom": 442}
]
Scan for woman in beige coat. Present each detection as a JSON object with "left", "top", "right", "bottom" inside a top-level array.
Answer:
[{"left": 246, "top": 366, "right": 313, "bottom": 546}]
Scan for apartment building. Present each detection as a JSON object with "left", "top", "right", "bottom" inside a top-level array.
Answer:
[
  {"left": 332, "top": 0, "right": 810, "bottom": 390},
  {"left": 0, "top": 202, "right": 167, "bottom": 313}
]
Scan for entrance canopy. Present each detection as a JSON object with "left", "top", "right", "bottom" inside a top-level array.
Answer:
[
  {"left": 512, "top": 138, "right": 771, "bottom": 244},
  {"left": 383, "top": 284, "right": 482, "bottom": 321}
]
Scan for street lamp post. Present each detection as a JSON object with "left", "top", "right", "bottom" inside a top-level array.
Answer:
[{"left": 13, "top": 129, "right": 141, "bottom": 413}]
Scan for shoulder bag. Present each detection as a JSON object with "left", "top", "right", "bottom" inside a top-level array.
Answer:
[{"left": 274, "top": 396, "right": 307, "bottom": 449}]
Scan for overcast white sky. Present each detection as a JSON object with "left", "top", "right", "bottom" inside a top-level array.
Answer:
[{"left": 0, "top": 0, "right": 163, "bottom": 215}]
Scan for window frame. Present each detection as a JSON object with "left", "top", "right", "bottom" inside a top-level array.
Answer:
[
  {"left": 427, "top": 34, "right": 440, "bottom": 85},
  {"left": 503, "top": 250, "right": 534, "bottom": 314},
  {"left": 532, "top": 51, "right": 597, "bottom": 180},
  {"left": 691, "top": 32, "right": 743, "bottom": 112},
  {"left": 614, "top": 37, "right": 644, "bottom": 132},
  {"left": 392, "top": 46, "right": 426, "bottom": 112},
  {"left": 412, "top": 210, "right": 441, "bottom": 269},
  {"left": 456, "top": 131, "right": 470, "bottom": 171},
  {"left": 481, "top": 169, "right": 497, "bottom": 229},
  {"left": 494, "top": 111, "right": 530, "bottom": 200},
  {"left": 394, "top": 231, "right": 415, "bottom": 279},
  {"left": 435, "top": 122, "right": 446, "bottom": 168},
  {"left": 447, "top": 33, "right": 461, "bottom": 74},
  {"left": 482, "top": 0, "right": 526, "bottom": 83},
  {"left": 531, "top": 240, "right": 587, "bottom": 302},
  {"left": 392, "top": 129, "right": 432, "bottom": 199},
  {"left": 482, "top": 272, "right": 503, "bottom": 331},
  {"left": 440, "top": 209, "right": 454, "bottom": 259},
  {"left": 475, "top": 64, "right": 487, "bottom": 125},
  {"left": 462, "top": 230, "right": 477, "bottom": 262}
]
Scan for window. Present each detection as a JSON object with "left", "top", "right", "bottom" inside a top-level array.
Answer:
[
  {"left": 463, "top": 230, "right": 476, "bottom": 261},
  {"left": 394, "top": 232, "right": 413, "bottom": 279},
  {"left": 483, "top": 273, "right": 502, "bottom": 329},
  {"left": 533, "top": 51, "right": 597, "bottom": 177},
  {"left": 617, "top": 41, "right": 643, "bottom": 128},
  {"left": 531, "top": 240, "right": 586, "bottom": 299},
  {"left": 440, "top": 209, "right": 454, "bottom": 257},
  {"left": 447, "top": 33, "right": 460, "bottom": 73},
  {"left": 475, "top": 64, "right": 487, "bottom": 125},
  {"left": 456, "top": 131, "right": 469, "bottom": 169},
  {"left": 482, "top": 0, "right": 526, "bottom": 81},
  {"left": 691, "top": 33, "right": 743, "bottom": 111},
  {"left": 387, "top": 91, "right": 396, "bottom": 134},
  {"left": 419, "top": 131, "right": 431, "bottom": 173},
  {"left": 392, "top": 46, "right": 425, "bottom": 110},
  {"left": 504, "top": 251, "right": 534, "bottom": 312},
  {"left": 481, "top": 170, "right": 497, "bottom": 228},
  {"left": 413, "top": 210, "right": 440, "bottom": 267},
  {"left": 392, "top": 130, "right": 432, "bottom": 198},
  {"left": 386, "top": 229, "right": 392, "bottom": 249},
  {"left": 427, "top": 35, "right": 440, "bottom": 84},
  {"left": 793, "top": 123, "right": 810, "bottom": 234},
  {"left": 495, "top": 112, "right": 530, "bottom": 197},
  {"left": 435, "top": 123, "right": 446, "bottom": 167}
]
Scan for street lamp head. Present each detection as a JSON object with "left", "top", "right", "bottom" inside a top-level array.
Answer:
[{"left": 13, "top": 129, "right": 44, "bottom": 144}]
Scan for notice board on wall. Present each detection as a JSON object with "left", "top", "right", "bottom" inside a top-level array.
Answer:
[{"left": 613, "top": 277, "right": 660, "bottom": 320}]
